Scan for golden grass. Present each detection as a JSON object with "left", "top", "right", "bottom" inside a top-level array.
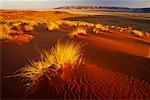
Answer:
[
  {"left": 0, "top": 33, "right": 12, "bottom": 41},
  {"left": 24, "top": 25, "right": 34, "bottom": 32},
  {"left": 131, "top": 30, "right": 144, "bottom": 38},
  {"left": 2, "top": 19, "right": 148, "bottom": 41},
  {"left": 0, "top": 24, "right": 13, "bottom": 40},
  {"left": 69, "top": 27, "right": 87, "bottom": 38},
  {"left": 7, "top": 40, "right": 85, "bottom": 92},
  {"left": 46, "top": 22, "right": 59, "bottom": 31},
  {"left": 12, "top": 22, "right": 22, "bottom": 27},
  {"left": 93, "top": 24, "right": 109, "bottom": 34},
  {"left": 42, "top": 40, "right": 85, "bottom": 69},
  {"left": 0, "top": 24, "right": 13, "bottom": 34}
]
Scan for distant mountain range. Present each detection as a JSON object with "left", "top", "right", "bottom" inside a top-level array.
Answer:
[
  {"left": 55, "top": 6, "right": 150, "bottom": 13},
  {"left": 55, "top": 6, "right": 129, "bottom": 9}
]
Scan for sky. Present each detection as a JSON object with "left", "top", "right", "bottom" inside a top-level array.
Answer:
[{"left": 0, "top": 0, "right": 150, "bottom": 9}]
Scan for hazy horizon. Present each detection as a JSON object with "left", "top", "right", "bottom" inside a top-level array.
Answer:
[{"left": 0, "top": 0, "right": 150, "bottom": 10}]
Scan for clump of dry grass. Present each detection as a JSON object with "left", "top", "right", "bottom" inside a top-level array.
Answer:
[
  {"left": 43, "top": 40, "right": 85, "bottom": 69},
  {"left": 0, "top": 24, "right": 13, "bottom": 34},
  {"left": 131, "top": 30, "right": 144, "bottom": 38},
  {"left": 69, "top": 27, "right": 87, "bottom": 38},
  {"left": 46, "top": 22, "right": 59, "bottom": 31},
  {"left": 0, "top": 24, "right": 13, "bottom": 41},
  {"left": 23, "top": 20, "right": 39, "bottom": 32},
  {"left": 93, "top": 24, "right": 109, "bottom": 34},
  {"left": 12, "top": 21, "right": 22, "bottom": 28},
  {"left": 24, "top": 25, "right": 34, "bottom": 32},
  {"left": 0, "top": 33, "right": 12, "bottom": 41},
  {"left": 7, "top": 40, "right": 85, "bottom": 93},
  {"left": 29, "top": 21, "right": 39, "bottom": 26}
]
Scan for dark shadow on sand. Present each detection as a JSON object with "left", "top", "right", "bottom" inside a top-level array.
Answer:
[{"left": 64, "top": 15, "right": 150, "bottom": 32}]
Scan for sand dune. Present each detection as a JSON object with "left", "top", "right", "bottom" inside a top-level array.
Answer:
[
  {"left": 77, "top": 33, "right": 150, "bottom": 58},
  {"left": 1, "top": 10, "right": 150, "bottom": 99}
]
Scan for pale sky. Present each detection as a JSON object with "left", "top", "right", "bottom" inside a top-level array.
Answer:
[{"left": 0, "top": 0, "right": 150, "bottom": 9}]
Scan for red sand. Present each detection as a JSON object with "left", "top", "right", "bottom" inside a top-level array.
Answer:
[
  {"left": 29, "top": 63, "right": 150, "bottom": 99},
  {"left": 61, "top": 63, "right": 150, "bottom": 99},
  {"left": 77, "top": 33, "right": 150, "bottom": 58},
  {"left": 1, "top": 25, "right": 150, "bottom": 99}
]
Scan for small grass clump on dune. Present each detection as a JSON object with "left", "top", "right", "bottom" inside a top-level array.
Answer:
[
  {"left": 24, "top": 25, "right": 34, "bottom": 32},
  {"left": 69, "top": 27, "right": 87, "bottom": 38},
  {"left": 12, "top": 21, "right": 22, "bottom": 28},
  {"left": 131, "top": 30, "right": 144, "bottom": 38},
  {"left": 46, "top": 22, "right": 59, "bottom": 31},
  {"left": 7, "top": 40, "right": 85, "bottom": 93},
  {"left": 23, "top": 20, "right": 39, "bottom": 32},
  {"left": 0, "top": 24, "right": 13, "bottom": 41},
  {"left": 93, "top": 24, "right": 109, "bottom": 34},
  {"left": 43, "top": 41, "right": 85, "bottom": 69},
  {"left": 0, "top": 24, "right": 13, "bottom": 34},
  {"left": 0, "top": 33, "right": 12, "bottom": 41}
]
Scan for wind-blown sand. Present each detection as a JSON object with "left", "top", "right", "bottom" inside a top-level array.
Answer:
[
  {"left": 1, "top": 10, "right": 150, "bottom": 99},
  {"left": 1, "top": 25, "right": 150, "bottom": 99},
  {"left": 78, "top": 34, "right": 150, "bottom": 58}
]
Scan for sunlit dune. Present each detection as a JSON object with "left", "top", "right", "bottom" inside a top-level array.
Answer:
[
  {"left": 1, "top": 10, "right": 150, "bottom": 99},
  {"left": 5, "top": 40, "right": 150, "bottom": 99}
]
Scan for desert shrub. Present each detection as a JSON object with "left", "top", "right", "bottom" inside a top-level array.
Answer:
[
  {"left": 0, "top": 24, "right": 14, "bottom": 40},
  {"left": 94, "top": 24, "right": 109, "bottom": 32},
  {"left": 20, "top": 20, "right": 30, "bottom": 25},
  {"left": 59, "top": 21, "right": 77, "bottom": 27},
  {"left": 69, "top": 27, "right": 87, "bottom": 38},
  {"left": 0, "top": 24, "right": 14, "bottom": 34},
  {"left": 0, "top": 32, "right": 12, "bottom": 41},
  {"left": 47, "top": 22, "right": 59, "bottom": 31},
  {"left": 119, "top": 28, "right": 127, "bottom": 32},
  {"left": 54, "top": 20, "right": 64, "bottom": 26},
  {"left": 29, "top": 21, "right": 39, "bottom": 26},
  {"left": 131, "top": 30, "right": 144, "bottom": 38},
  {"left": 12, "top": 22, "right": 22, "bottom": 27},
  {"left": 7, "top": 40, "right": 85, "bottom": 92},
  {"left": 24, "top": 25, "right": 34, "bottom": 32},
  {"left": 43, "top": 40, "right": 85, "bottom": 69},
  {"left": 77, "top": 21, "right": 94, "bottom": 27},
  {"left": 85, "top": 23, "right": 94, "bottom": 27}
]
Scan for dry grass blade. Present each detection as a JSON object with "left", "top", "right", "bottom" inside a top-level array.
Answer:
[
  {"left": 43, "top": 40, "right": 85, "bottom": 69},
  {"left": 69, "top": 27, "right": 87, "bottom": 38},
  {"left": 47, "top": 22, "right": 59, "bottom": 31},
  {"left": 0, "top": 33, "right": 12, "bottom": 41},
  {"left": 7, "top": 40, "right": 85, "bottom": 93}
]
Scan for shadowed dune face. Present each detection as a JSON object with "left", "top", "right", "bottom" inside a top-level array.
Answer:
[
  {"left": 64, "top": 15, "right": 150, "bottom": 32},
  {"left": 82, "top": 39, "right": 150, "bottom": 81}
]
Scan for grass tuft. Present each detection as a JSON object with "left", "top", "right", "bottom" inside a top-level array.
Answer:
[
  {"left": 47, "top": 22, "right": 59, "bottom": 31},
  {"left": 0, "top": 33, "right": 12, "bottom": 41},
  {"left": 0, "top": 24, "right": 12, "bottom": 41},
  {"left": 7, "top": 40, "right": 85, "bottom": 93},
  {"left": 43, "top": 40, "right": 85, "bottom": 69},
  {"left": 69, "top": 27, "right": 87, "bottom": 38},
  {"left": 24, "top": 25, "right": 34, "bottom": 32}
]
